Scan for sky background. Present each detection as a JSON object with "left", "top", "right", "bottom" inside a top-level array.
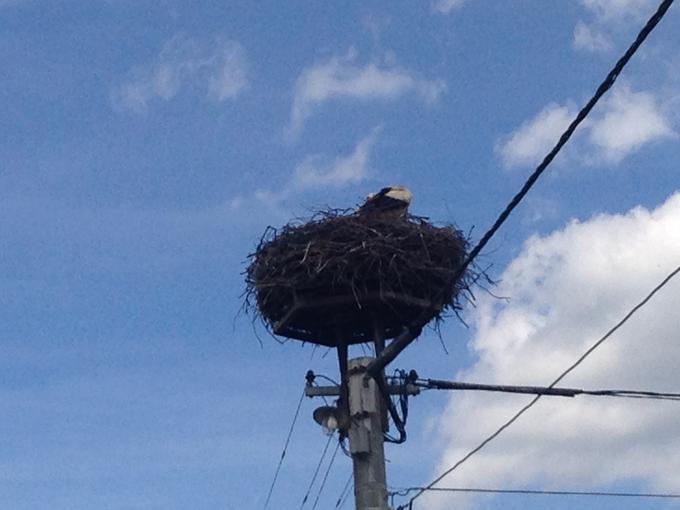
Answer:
[{"left": 1, "top": 1, "right": 680, "bottom": 509}]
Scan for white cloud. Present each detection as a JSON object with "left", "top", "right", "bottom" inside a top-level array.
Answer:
[
  {"left": 292, "top": 127, "right": 380, "bottom": 189},
  {"left": 425, "top": 192, "right": 680, "bottom": 509},
  {"left": 113, "top": 35, "right": 248, "bottom": 114},
  {"left": 573, "top": 21, "right": 612, "bottom": 52},
  {"left": 589, "top": 86, "right": 674, "bottom": 162},
  {"left": 432, "top": 0, "right": 466, "bottom": 14},
  {"left": 496, "top": 103, "right": 576, "bottom": 168},
  {"left": 205, "top": 39, "right": 249, "bottom": 101},
  {"left": 229, "top": 128, "right": 381, "bottom": 217},
  {"left": 580, "top": 0, "right": 656, "bottom": 22},
  {"left": 574, "top": 0, "right": 656, "bottom": 52},
  {"left": 289, "top": 50, "right": 445, "bottom": 137},
  {"left": 497, "top": 85, "right": 673, "bottom": 168}
]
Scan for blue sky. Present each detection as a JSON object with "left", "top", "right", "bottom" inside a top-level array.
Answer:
[{"left": 2, "top": 1, "right": 680, "bottom": 509}]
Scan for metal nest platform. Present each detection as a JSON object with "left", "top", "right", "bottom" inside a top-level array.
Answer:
[{"left": 272, "top": 290, "right": 442, "bottom": 346}]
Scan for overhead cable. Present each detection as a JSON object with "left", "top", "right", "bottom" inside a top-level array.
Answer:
[
  {"left": 392, "top": 486, "right": 680, "bottom": 499},
  {"left": 263, "top": 388, "right": 306, "bottom": 509},
  {"left": 366, "top": 0, "right": 676, "bottom": 379},
  {"left": 335, "top": 473, "right": 353, "bottom": 508},
  {"left": 300, "top": 434, "right": 334, "bottom": 509},
  {"left": 375, "top": 374, "right": 407, "bottom": 444},
  {"left": 398, "top": 264, "right": 680, "bottom": 509},
  {"left": 311, "top": 439, "right": 341, "bottom": 510},
  {"left": 412, "top": 378, "right": 680, "bottom": 401}
]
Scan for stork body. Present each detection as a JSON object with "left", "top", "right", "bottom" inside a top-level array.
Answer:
[{"left": 357, "top": 185, "right": 412, "bottom": 220}]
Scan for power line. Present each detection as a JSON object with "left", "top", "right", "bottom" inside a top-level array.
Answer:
[
  {"left": 398, "top": 264, "right": 680, "bottom": 509},
  {"left": 604, "top": 391, "right": 680, "bottom": 401},
  {"left": 366, "top": 0, "right": 676, "bottom": 380},
  {"left": 314, "top": 373, "right": 340, "bottom": 386},
  {"left": 263, "top": 388, "right": 306, "bottom": 510},
  {"left": 337, "top": 483, "right": 354, "bottom": 509},
  {"left": 300, "top": 433, "right": 334, "bottom": 509},
  {"left": 335, "top": 473, "right": 353, "bottom": 508},
  {"left": 392, "top": 486, "right": 680, "bottom": 500},
  {"left": 376, "top": 374, "right": 407, "bottom": 444},
  {"left": 410, "top": 378, "right": 680, "bottom": 401},
  {"left": 394, "top": 0, "right": 677, "bottom": 504},
  {"left": 311, "top": 439, "right": 341, "bottom": 510},
  {"left": 457, "top": 0, "right": 674, "bottom": 281}
]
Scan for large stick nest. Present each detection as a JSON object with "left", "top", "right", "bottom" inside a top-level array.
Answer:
[{"left": 244, "top": 210, "right": 472, "bottom": 346}]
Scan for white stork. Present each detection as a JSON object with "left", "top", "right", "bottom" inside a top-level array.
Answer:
[{"left": 357, "top": 185, "right": 412, "bottom": 220}]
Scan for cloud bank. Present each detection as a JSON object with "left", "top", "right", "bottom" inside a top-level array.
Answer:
[{"left": 424, "top": 191, "right": 680, "bottom": 509}]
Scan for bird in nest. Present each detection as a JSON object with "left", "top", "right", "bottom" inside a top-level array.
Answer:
[{"left": 357, "top": 185, "right": 412, "bottom": 220}]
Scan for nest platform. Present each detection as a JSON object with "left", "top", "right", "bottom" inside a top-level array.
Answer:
[{"left": 245, "top": 210, "right": 469, "bottom": 347}]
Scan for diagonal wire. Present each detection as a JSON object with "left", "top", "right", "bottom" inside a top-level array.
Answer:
[
  {"left": 300, "top": 433, "right": 334, "bottom": 509},
  {"left": 338, "top": 484, "right": 354, "bottom": 509},
  {"left": 398, "top": 264, "right": 680, "bottom": 509},
  {"left": 603, "top": 390, "right": 680, "bottom": 401},
  {"left": 393, "top": 486, "right": 680, "bottom": 499},
  {"left": 263, "top": 388, "right": 306, "bottom": 509},
  {"left": 456, "top": 0, "right": 675, "bottom": 282},
  {"left": 366, "top": 0, "right": 676, "bottom": 379},
  {"left": 311, "top": 439, "right": 342, "bottom": 509},
  {"left": 412, "top": 378, "right": 680, "bottom": 401},
  {"left": 335, "top": 472, "right": 354, "bottom": 508},
  {"left": 394, "top": 0, "right": 676, "bottom": 504}
]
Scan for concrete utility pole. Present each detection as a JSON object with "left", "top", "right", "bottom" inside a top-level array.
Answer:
[
  {"left": 347, "top": 357, "right": 390, "bottom": 510},
  {"left": 307, "top": 358, "right": 419, "bottom": 508}
]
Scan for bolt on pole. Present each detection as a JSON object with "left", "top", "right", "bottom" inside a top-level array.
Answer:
[{"left": 347, "top": 357, "right": 391, "bottom": 510}]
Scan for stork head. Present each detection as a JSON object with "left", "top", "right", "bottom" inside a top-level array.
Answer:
[{"left": 385, "top": 185, "right": 412, "bottom": 204}]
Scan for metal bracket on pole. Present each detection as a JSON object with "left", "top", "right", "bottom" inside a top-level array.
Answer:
[
  {"left": 365, "top": 325, "right": 422, "bottom": 379},
  {"left": 305, "top": 384, "right": 420, "bottom": 398}
]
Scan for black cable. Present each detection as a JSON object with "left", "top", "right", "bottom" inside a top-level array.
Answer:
[
  {"left": 395, "top": 370, "right": 410, "bottom": 426},
  {"left": 386, "top": 370, "right": 410, "bottom": 442},
  {"left": 263, "top": 388, "right": 306, "bottom": 510},
  {"left": 457, "top": 0, "right": 675, "bottom": 282},
  {"left": 315, "top": 373, "right": 341, "bottom": 386},
  {"left": 300, "top": 433, "right": 334, "bottom": 509},
  {"left": 399, "top": 264, "right": 680, "bottom": 509},
  {"left": 366, "top": 0, "right": 676, "bottom": 380},
  {"left": 311, "top": 439, "right": 341, "bottom": 510},
  {"left": 375, "top": 372, "right": 407, "bottom": 443},
  {"left": 339, "top": 435, "right": 351, "bottom": 458},
  {"left": 604, "top": 391, "right": 680, "bottom": 401},
  {"left": 414, "top": 378, "right": 680, "bottom": 401},
  {"left": 335, "top": 473, "right": 353, "bottom": 508},
  {"left": 393, "top": 486, "right": 680, "bottom": 499}
]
